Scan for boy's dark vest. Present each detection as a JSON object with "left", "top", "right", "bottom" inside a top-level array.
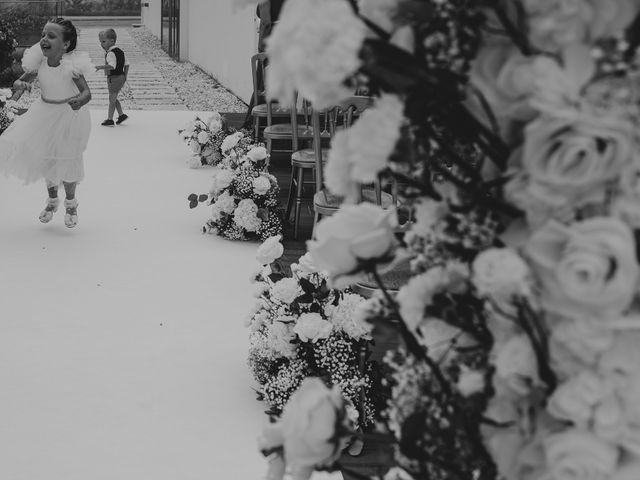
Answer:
[{"left": 106, "top": 47, "right": 125, "bottom": 76}]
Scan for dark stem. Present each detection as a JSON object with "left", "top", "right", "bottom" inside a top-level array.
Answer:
[
  {"left": 468, "top": 84, "right": 502, "bottom": 139},
  {"left": 625, "top": 8, "right": 640, "bottom": 61},
  {"left": 345, "top": 0, "right": 392, "bottom": 41},
  {"left": 369, "top": 267, "right": 452, "bottom": 396},
  {"left": 492, "top": 1, "right": 533, "bottom": 56},
  {"left": 518, "top": 298, "right": 557, "bottom": 393}
]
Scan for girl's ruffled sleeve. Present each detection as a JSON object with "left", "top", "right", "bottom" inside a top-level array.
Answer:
[
  {"left": 62, "top": 51, "right": 94, "bottom": 78},
  {"left": 21, "top": 44, "right": 44, "bottom": 73}
]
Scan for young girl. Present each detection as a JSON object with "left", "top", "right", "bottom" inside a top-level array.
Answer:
[{"left": 0, "top": 18, "right": 93, "bottom": 228}]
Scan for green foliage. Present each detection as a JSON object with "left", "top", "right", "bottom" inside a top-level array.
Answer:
[
  {"left": 0, "top": 17, "right": 18, "bottom": 72},
  {"left": 64, "top": 0, "right": 141, "bottom": 16}
]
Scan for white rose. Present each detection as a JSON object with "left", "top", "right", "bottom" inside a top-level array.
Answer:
[
  {"left": 212, "top": 191, "right": 236, "bottom": 215},
  {"left": 494, "top": 334, "right": 540, "bottom": 396},
  {"left": 256, "top": 235, "right": 284, "bottom": 265},
  {"left": 271, "top": 277, "right": 302, "bottom": 305},
  {"left": 324, "top": 292, "right": 371, "bottom": 340},
  {"left": 189, "top": 139, "right": 202, "bottom": 154},
  {"left": 524, "top": 218, "right": 638, "bottom": 320},
  {"left": 551, "top": 319, "right": 614, "bottom": 368},
  {"left": 197, "top": 131, "right": 210, "bottom": 144},
  {"left": 257, "top": 378, "right": 353, "bottom": 477},
  {"left": 456, "top": 366, "right": 486, "bottom": 397},
  {"left": 544, "top": 430, "right": 619, "bottom": 480},
  {"left": 221, "top": 131, "right": 243, "bottom": 153},
  {"left": 247, "top": 146, "right": 268, "bottom": 162},
  {"left": 472, "top": 247, "right": 532, "bottom": 301},
  {"left": 307, "top": 203, "right": 397, "bottom": 280},
  {"left": 397, "top": 262, "right": 469, "bottom": 330},
  {"left": 599, "top": 332, "right": 640, "bottom": 384},
  {"left": 209, "top": 168, "right": 235, "bottom": 195},
  {"left": 594, "top": 395, "right": 627, "bottom": 443},
  {"left": 267, "top": 321, "right": 297, "bottom": 358},
  {"left": 547, "top": 370, "right": 608, "bottom": 425},
  {"left": 293, "top": 312, "right": 333, "bottom": 343},
  {"left": 252, "top": 175, "right": 272, "bottom": 195},
  {"left": 295, "top": 252, "right": 320, "bottom": 276},
  {"left": 207, "top": 112, "right": 222, "bottom": 132}
]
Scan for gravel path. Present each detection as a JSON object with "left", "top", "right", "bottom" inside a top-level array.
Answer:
[
  {"left": 128, "top": 27, "right": 248, "bottom": 112},
  {"left": 15, "top": 26, "right": 248, "bottom": 113}
]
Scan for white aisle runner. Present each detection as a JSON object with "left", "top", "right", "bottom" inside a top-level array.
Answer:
[{"left": 0, "top": 111, "right": 268, "bottom": 480}]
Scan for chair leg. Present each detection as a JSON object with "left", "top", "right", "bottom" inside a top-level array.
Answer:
[
  {"left": 312, "top": 211, "right": 320, "bottom": 239},
  {"left": 266, "top": 136, "right": 272, "bottom": 157},
  {"left": 284, "top": 165, "right": 297, "bottom": 223},
  {"left": 253, "top": 116, "right": 260, "bottom": 142},
  {"left": 293, "top": 167, "right": 305, "bottom": 240}
]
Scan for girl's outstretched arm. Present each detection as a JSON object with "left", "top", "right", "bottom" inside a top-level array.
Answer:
[
  {"left": 13, "top": 71, "right": 37, "bottom": 95},
  {"left": 69, "top": 75, "right": 92, "bottom": 110}
]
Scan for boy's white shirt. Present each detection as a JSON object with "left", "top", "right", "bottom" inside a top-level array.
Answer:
[{"left": 105, "top": 45, "right": 129, "bottom": 69}]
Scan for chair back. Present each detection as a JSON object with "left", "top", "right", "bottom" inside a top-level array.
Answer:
[
  {"left": 250, "top": 53, "right": 268, "bottom": 108},
  {"left": 289, "top": 92, "right": 312, "bottom": 152}
]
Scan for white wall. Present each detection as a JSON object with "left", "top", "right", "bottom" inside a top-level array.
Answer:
[
  {"left": 140, "top": 0, "right": 257, "bottom": 105},
  {"left": 186, "top": 1, "right": 256, "bottom": 104},
  {"left": 141, "top": 0, "right": 161, "bottom": 40}
]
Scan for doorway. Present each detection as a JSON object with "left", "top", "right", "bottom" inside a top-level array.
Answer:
[{"left": 161, "top": 0, "right": 180, "bottom": 59}]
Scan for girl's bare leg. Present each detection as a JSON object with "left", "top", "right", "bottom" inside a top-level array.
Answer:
[{"left": 62, "top": 181, "right": 76, "bottom": 200}]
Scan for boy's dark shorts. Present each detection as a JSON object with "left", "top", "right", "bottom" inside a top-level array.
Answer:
[{"left": 107, "top": 74, "right": 126, "bottom": 95}]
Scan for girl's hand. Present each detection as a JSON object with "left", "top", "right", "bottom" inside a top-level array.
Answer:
[
  {"left": 12, "top": 79, "right": 31, "bottom": 93},
  {"left": 68, "top": 96, "right": 83, "bottom": 110}
]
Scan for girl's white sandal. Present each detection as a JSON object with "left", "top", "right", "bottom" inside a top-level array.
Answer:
[
  {"left": 64, "top": 198, "right": 78, "bottom": 228},
  {"left": 39, "top": 197, "right": 59, "bottom": 223}
]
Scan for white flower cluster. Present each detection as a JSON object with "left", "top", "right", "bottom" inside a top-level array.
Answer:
[
  {"left": 324, "top": 293, "right": 372, "bottom": 341},
  {"left": 178, "top": 113, "right": 225, "bottom": 168},
  {"left": 210, "top": 190, "right": 236, "bottom": 221},
  {"left": 266, "top": 0, "right": 367, "bottom": 108},
  {"left": 326, "top": 94, "right": 405, "bottom": 196},
  {"left": 248, "top": 238, "right": 375, "bottom": 431},
  {"left": 233, "top": 198, "right": 262, "bottom": 232}
]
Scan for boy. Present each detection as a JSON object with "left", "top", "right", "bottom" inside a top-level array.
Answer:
[{"left": 96, "top": 29, "right": 129, "bottom": 126}]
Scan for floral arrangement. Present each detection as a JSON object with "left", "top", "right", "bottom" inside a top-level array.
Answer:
[
  {"left": 187, "top": 141, "right": 283, "bottom": 241},
  {"left": 178, "top": 112, "right": 232, "bottom": 168},
  {"left": 247, "top": 236, "right": 379, "bottom": 442},
  {"left": 243, "top": 0, "right": 640, "bottom": 479},
  {"left": 0, "top": 88, "right": 16, "bottom": 135}
]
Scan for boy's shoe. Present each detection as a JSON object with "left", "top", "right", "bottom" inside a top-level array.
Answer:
[
  {"left": 116, "top": 114, "right": 128, "bottom": 125},
  {"left": 101, "top": 119, "right": 115, "bottom": 126},
  {"left": 39, "top": 197, "right": 59, "bottom": 223},
  {"left": 64, "top": 198, "right": 78, "bottom": 228}
]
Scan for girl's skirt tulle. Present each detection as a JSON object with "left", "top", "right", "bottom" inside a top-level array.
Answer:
[{"left": 0, "top": 99, "right": 90, "bottom": 184}]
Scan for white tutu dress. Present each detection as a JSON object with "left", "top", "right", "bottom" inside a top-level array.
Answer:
[{"left": 0, "top": 45, "right": 93, "bottom": 185}]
